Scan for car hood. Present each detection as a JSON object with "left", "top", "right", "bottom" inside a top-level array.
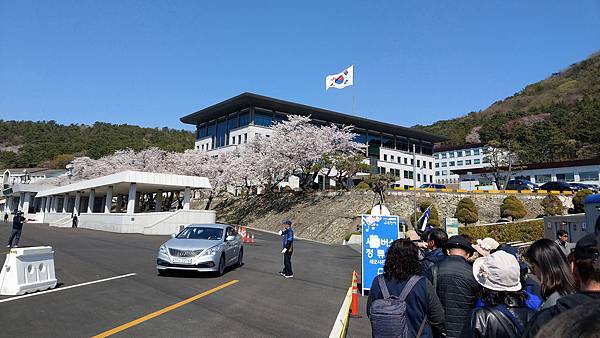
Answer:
[{"left": 163, "top": 238, "right": 223, "bottom": 250}]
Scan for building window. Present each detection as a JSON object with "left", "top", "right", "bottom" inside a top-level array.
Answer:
[
  {"left": 441, "top": 153, "right": 447, "bottom": 159},
  {"left": 435, "top": 171, "right": 439, "bottom": 176},
  {"left": 441, "top": 170, "right": 447, "bottom": 175},
  {"left": 404, "top": 158, "right": 408, "bottom": 165},
  {"left": 411, "top": 159, "right": 414, "bottom": 165},
  {"left": 244, "top": 133, "right": 248, "bottom": 143},
  {"left": 382, "top": 134, "right": 394, "bottom": 149},
  {"left": 473, "top": 159, "right": 481, "bottom": 164},
  {"left": 580, "top": 171, "right": 599, "bottom": 181},
  {"left": 457, "top": 160, "right": 463, "bottom": 166},
  {"left": 408, "top": 171, "right": 413, "bottom": 179},
  {"left": 536, "top": 174, "right": 552, "bottom": 183},
  {"left": 473, "top": 149, "right": 480, "bottom": 155},
  {"left": 465, "top": 160, "right": 471, "bottom": 165},
  {"left": 239, "top": 110, "right": 250, "bottom": 126},
  {"left": 417, "top": 160, "right": 420, "bottom": 167},
  {"left": 390, "top": 155, "right": 395, "bottom": 162},
  {"left": 404, "top": 171, "right": 409, "bottom": 179},
  {"left": 482, "top": 157, "right": 490, "bottom": 164},
  {"left": 417, "top": 173, "right": 421, "bottom": 181},
  {"left": 383, "top": 154, "right": 387, "bottom": 161},
  {"left": 448, "top": 152, "right": 454, "bottom": 158},
  {"left": 441, "top": 162, "right": 447, "bottom": 167},
  {"left": 449, "top": 161, "right": 455, "bottom": 167},
  {"left": 254, "top": 111, "right": 273, "bottom": 126},
  {"left": 429, "top": 162, "right": 432, "bottom": 170},
  {"left": 556, "top": 173, "right": 574, "bottom": 182},
  {"left": 238, "top": 135, "right": 241, "bottom": 144},
  {"left": 435, "top": 163, "right": 439, "bottom": 168}
]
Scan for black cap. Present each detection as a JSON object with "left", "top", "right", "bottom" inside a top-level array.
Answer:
[
  {"left": 282, "top": 220, "right": 292, "bottom": 225},
  {"left": 574, "top": 234, "right": 599, "bottom": 261},
  {"left": 444, "top": 235, "right": 474, "bottom": 253}
]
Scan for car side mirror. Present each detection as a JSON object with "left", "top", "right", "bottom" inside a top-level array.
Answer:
[
  {"left": 171, "top": 233, "right": 176, "bottom": 238},
  {"left": 226, "top": 235, "right": 235, "bottom": 242}
]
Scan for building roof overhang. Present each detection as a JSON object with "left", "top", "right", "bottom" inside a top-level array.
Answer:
[
  {"left": 180, "top": 92, "right": 447, "bottom": 143},
  {"left": 35, "top": 171, "right": 212, "bottom": 198}
]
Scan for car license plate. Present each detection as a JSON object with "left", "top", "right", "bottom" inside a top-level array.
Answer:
[{"left": 172, "top": 257, "right": 193, "bottom": 264}]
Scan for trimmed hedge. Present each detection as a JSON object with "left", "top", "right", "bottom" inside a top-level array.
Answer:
[{"left": 458, "top": 219, "right": 544, "bottom": 243}]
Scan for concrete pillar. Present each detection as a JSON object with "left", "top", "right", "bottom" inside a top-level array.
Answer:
[
  {"left": 155, "top": 190, "right": 163, "bottom": 212},
  {"left": 105, "top": 186, "right": 113, "bottom": 214},
  {"left": 87, "top": 189, "right": 95, "bottom": 213},
  {"left": 18, "top": 192, "right": 25, "bottom": 211},
  {"left": 62, "top": 194, "right": 69, "bottom": 213},
  {"left": 127, "top": 183, "right": 137, "bottom": 214},
  {"left": 183, "top": 187, "right": 191, "bottom": 210},
  {"left": 22, "top": 192, "right": 31, "bottom": 214},
  {"left": 134, "top": 192, "right": 141, "bottom": 213},
  {"left": 74, "top": 192, "right": 81, "bottom": 215}
]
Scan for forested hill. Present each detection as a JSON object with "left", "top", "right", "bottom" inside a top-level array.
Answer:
[
  {"left": 413, "top": 52, "right": 600, "bottom": 163},
  {"left": 0, "top": 120, "right": 195, "bottom": 169}
]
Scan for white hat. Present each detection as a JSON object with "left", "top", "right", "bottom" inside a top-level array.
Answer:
[
  {"left": 472, "top": 250, "right": 521, "bottom": 292},
  {"left": 476, "top": 238, "right": 500, "bottom": 251}
]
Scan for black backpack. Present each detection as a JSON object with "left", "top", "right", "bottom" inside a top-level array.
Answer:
[{"left": 369, "top": 275, "right": 426, "bottom": 338}]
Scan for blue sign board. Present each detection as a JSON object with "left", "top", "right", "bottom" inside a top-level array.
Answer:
[{"left": 361, "top": 215, "right": 400, "bottom": 295}]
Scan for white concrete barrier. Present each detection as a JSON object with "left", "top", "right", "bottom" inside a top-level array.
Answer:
[{"left": 0, "top": 246, "right": 58, "bottom": 295}]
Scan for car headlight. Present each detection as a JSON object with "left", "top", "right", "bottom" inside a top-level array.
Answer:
[
  {"left": 200, "top": 244, "right": 222, "bottom": 256},
  {"left": 159, "top": 244, "right": 168, "bottom": 254}
]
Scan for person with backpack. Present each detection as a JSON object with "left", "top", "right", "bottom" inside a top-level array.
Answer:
[
  {"left": 367, "top": 239, "right": 445, "bottom": 338},
  {"left": 460, "top": 250, "right": 536, "bottom": 338}
]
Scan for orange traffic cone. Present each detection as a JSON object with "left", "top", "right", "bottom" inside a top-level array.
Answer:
[{"left": 350, "top": 270, "right": 361, "bottom": 317}]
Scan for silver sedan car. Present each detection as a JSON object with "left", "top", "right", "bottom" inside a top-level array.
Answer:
[{"left": 157, "top": 224, "right": 243, "bottom": 276}]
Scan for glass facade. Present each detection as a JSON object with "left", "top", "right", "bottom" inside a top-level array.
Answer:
[{"left": 194, "top": 105, "right": 439, "bottom": 157}]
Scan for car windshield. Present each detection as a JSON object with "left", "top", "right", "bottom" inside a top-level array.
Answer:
[{"left": 176, "top": 227, "right": 223, "bottom": 240}]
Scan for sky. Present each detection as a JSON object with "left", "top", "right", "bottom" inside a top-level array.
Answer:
[{"left": 1, "top": 1, "right": 599, "bottom": 131}]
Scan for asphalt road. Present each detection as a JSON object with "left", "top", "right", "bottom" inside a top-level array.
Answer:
[{"left": 0, "top": 221, "right": 362, "bottom": 337}]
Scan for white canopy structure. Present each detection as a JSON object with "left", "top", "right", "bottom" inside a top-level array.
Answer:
[{"left": 31, "top": 171, "right": 215, "bottom": 235}]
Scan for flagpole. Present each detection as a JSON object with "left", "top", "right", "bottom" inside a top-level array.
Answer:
[{"left": 352, "top": 65, "right": 356, "bottom": 116}]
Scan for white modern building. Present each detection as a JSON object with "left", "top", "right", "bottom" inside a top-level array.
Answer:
[
  {"left": 433, "top": 143, "right": 491, "bottom": 185},
  {"left": 453, "top": 158, "right": 600, "bottom": 189},
  {"left": 180, "top": 93, "right": 446, "bottom": 189},
  {"left": 2, "top": 171, "right": 216, "bottom": 235}
]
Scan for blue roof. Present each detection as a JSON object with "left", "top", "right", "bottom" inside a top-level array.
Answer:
[{"left": 583, "top": 194, "right": 600, "bottom": 205}]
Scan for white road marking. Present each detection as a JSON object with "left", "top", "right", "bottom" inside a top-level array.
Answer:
[{"left": 0, "top": 273, "right": 136, "bottom": 303}]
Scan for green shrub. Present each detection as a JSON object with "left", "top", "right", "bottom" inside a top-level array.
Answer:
[
  {"left": 573, "top": 189, "right": 593, "bottom": 213},
  {"left": 500, "top": 196, "right": 527, "bottom": 221},
  {"left": 455, "top": 197, "right": 479, "bottom": 225},
  {"left": 355, "top": 181, "right": 370, "bottom": 191},
  {"left": 541, "top": 195, "right": 564, "bottom": 216},
  {"left": 459, "top": 219, "right": 543, "bottom": 243}
]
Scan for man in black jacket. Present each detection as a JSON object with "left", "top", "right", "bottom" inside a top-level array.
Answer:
[
  {"left": 7, "top": 211, "right": 25, "bottom": 248},
  {"left": 524, "top": 233, "right": 600, "bottom": 337},
  {"left": 426, "top": 235, "right": 480, "bottom": 338},
  {"left": 420, "top": 228, "right": 448, "bottom": 274}
]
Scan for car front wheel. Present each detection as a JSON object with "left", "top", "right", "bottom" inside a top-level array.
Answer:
[{"left": 217, "top": 255, "right": 225, "bottom": 276}]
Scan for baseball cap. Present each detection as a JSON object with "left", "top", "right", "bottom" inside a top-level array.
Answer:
[
  {"left": 473, "top": 250, "right": 521, "bottom": 292},
  {"left": 574, "top": 234, "right": 599, "bottom": 261},
  {"left": 445, "top": 235, "right": 475, "bottom": 253}
]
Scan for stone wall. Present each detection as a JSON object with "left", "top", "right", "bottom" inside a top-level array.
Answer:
[{"left": 205, "top": 191, "right": 573, "bottom": 244}]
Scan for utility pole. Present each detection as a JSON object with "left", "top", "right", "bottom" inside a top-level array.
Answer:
[{"left": 413, "top": 144, "right": 417, "bottom": 229}]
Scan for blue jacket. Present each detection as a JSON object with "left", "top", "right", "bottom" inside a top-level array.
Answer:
[
  {"left": 281, "top": 227, "right": 293, "bottom": 251},
  {"left": 420, "top": 248, "right": 445, "bottom": 275}
]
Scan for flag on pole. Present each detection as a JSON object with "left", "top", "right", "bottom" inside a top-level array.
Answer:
[
  {"left": 418, "top": 205, "right": 432, "bottom": 232},
  {"left": 325, "top": 65, "right": 354, "bottom": 90}
]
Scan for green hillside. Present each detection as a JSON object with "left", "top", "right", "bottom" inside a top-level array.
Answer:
[
  {"left": 413, "top": 52, "right": 600, "bottom": 163},
  {"left": 0, "top": 120, "right": 195, "bottom": 169}
]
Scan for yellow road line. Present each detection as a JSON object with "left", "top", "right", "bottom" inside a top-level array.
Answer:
[{"left": 92, "top": 279, "right": 239, "bottom": 338}]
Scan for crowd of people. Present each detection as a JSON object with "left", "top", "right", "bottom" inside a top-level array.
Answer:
[{"left": 367, "top": 223, "right": 600, "bottom": 338}]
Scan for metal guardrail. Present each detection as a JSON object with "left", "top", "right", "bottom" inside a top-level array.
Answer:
[{"left": 392, "top": 187, "right": 574, "bottom": 196}]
